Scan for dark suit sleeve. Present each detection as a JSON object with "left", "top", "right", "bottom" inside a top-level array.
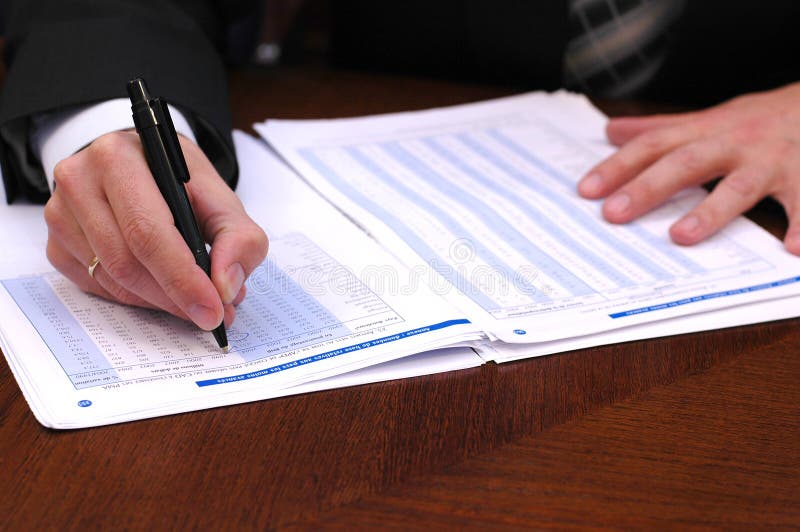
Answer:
[{"left": 0, "top": 0, "right": 240, "bottom": 203}]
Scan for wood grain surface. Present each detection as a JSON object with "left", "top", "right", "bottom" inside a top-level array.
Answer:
[
  {"left": 1, "top": 66, "right": 797, "bottom": 530},
  {"left": 296, "top": 327, "right": 800, "bottom": 529}
]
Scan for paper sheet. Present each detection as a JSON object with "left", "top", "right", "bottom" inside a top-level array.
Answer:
[
  {"left": 0, "top": 132, "right": 484, "bottom": 429},
  {"left": 474, "top": 294, "right": 800, "bottom": 362},
  {"left": 258, "top": 91, "right": 800, "bottom": 343}
]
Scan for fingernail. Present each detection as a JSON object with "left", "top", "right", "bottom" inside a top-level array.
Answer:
[
  {"left": 221, "top": 262, "right": 245, "bottom": 304},
  {"left": 605, "top": 192, "right": 631, "bottom": 216},
  {"left": 223, "top": 308, "right": 235, "bottom": 329},
  {"left": 673, "top": 214, "right": 701, "bottom": 236},
  {"left": 786, "top": 233, "right": 800, "bottom": 255},
  {"left": 579, "top": 172, "right": 603, "bottom": 195},
  {"left": 233, "top": 284, "right": 247, "bottom": 306},
  {"left": 188, "top": 303, "right": 221, "bottom": 331}
]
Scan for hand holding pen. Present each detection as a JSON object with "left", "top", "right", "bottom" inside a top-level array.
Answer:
[{"left": 43, "top": 80, "right": 268, "bottom": 346}]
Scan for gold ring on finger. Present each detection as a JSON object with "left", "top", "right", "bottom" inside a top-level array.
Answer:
[{"left": 87, "top": 256, "right": 101, "bottom": 279}]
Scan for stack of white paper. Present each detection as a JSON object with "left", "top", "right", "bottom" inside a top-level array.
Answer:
[{"left": 259, "top": 91, "right": 800, "bottom": 352}]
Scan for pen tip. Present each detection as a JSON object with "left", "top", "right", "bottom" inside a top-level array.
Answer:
[{"left": 222, "top": 344, "right": 231, "bottom": 354}]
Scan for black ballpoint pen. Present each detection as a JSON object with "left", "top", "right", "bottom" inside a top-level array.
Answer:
[{"left": 127, "top": 78, "right": 229, "bottom": 352}]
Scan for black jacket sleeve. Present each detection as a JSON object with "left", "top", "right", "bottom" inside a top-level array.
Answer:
[{"left": 0, "top": 0, "right": 253, "bottom": 203}]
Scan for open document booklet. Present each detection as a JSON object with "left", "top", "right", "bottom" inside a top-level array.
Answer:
[{"left": 2, "top": 91, "right": 800, "bottom": 428}]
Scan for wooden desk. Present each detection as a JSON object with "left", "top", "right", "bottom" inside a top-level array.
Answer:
[{"left": 1, "top": 67, "right": 798, "bottom": 530}]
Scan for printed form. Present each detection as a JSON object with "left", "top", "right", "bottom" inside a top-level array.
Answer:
[
  {"left": 259, "top": 91, "right": 800, "bottom": 343},
  {"left": 0, "top": 132, "right": 482, "bottom": 428}
]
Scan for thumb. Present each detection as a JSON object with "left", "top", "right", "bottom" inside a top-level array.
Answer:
[
  {"left": 208, "top": 218, "right": 269, "bottom": 304},
  {"left": 783, "top": 205, "right": 800, "bottom": 256},
  {"left": 180, "top": 138, "right": 269, "bottom": 305},
  {"left": 775, "top": 182, "right": 800, "bottom": 255}
]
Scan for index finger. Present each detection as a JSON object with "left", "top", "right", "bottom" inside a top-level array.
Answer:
[{"left": 578, "top": 119, "right": 706, "bottom": 200}]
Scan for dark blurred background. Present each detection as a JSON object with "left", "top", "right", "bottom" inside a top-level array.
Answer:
[{"left": 2, "top": 0, "right": 799, "bottom": 108}]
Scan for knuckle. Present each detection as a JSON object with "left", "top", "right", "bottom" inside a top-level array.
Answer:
[
  {"left": 635, "top": 130, "right": 668, "bottom": 154},
  {"left": 88, "top": 131, "right": 133, "bottom": 161},
  {"left": 672, "top": 145, "right": 706, "bottom": 173},
  {"left": 52, "top": 157, "right": 82, "bottom": 194},
  {"left": 244, "top": 225, "right": 269, "bottom": 261},
  {"left": 721, "top": 172, "right": 760, "bottom": 199},
  {"left": 101, "top": 249, "right": 143, "bottom": 288},
  {"left": 43, "top": 198, "right": 65, "bottom": 231},
  {"left": 84, "top": 132, "right": 139, "bottom": 177},
  {"left": 122, "top": 214, "right": 162, "bottom": 262}
]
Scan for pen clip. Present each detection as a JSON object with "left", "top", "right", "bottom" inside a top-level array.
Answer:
[{"left": 151, "top": 98, "right": 191, "bottom": 183}]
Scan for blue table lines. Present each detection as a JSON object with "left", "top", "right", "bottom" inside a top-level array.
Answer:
[
  {"left": 233, "top": 255, "right": 353, "bottom": 362},
  {"left": 0, "top": 232, "right": 409, "bottom": 390},
  {"left": 487, "top": 128, "right": 576, "bottom": 189},
  {"left": 456, "top": 132, "right": 684, "bottom": 281},
  {"left": 348, "top": 145, "right": 561, "bottom": 301},
  {"left": 224, "top": 314, "right": 400, "bottom": 367},
  {"left": 195, "top": 319, "right": 471, "bottom": 387},
  {"left": 609, "top": 275, "right": 800, "bottom": 318},
  {"left": 419, "top": 137, "right": 637, "bottom": 289},
  {"left": 483, "top": 127, "right": 707, "bottom": 275},
  {"left": 2, "top": 276, "right": 120, "bottom": 389},
  {"left": 299, "top": 148, "right": 509, "bottom": 312}
]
